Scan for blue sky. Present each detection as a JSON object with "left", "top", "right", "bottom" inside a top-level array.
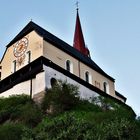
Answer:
[{"left": 0, "top": 0, "right": 140, "bottom": 115}]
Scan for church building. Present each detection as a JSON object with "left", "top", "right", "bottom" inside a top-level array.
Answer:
[{"left": 0, "top": 9, "right": 126, "bottom": 103}]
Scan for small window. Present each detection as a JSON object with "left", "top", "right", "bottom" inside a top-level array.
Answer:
[
  {"left": 103, "top": 82, "right": 109, "bottom": 94},
  {"left": 65, "top": 60, "right": 73, "bottom": 73},
  {"left": 0, "top": 66, "right": 1, "bottom": 80},
  {"left": 26, "top": 51, "right": 31, "bottom": 64},
  {"left": 85, "top": 71, "right": 92, "bottom": 84},
  {"left": 50, "top": 78, "right": 57, "bottom": 87},
  {"left": 103, "top": 82, "right": 107, "bottom": 93},
  {"left": 12, "top": 60, "right": 16, "bottom": 73},
  {"left": 85, "top": 71, "right": 89, "bottom": 82}
]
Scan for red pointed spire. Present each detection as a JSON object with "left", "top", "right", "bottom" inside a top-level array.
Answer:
[{"left": 73, "top": 9, "right": 90, "bottom": 57}]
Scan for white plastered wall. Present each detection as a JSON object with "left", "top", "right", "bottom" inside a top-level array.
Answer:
[
  {"left": 0, "top": 64, "right": 124, "bottom": 103},
  {"left": 43, "top": 65, "right": 99, "bottom": 100},
  {"left": 0, "top": 71, "right": 46, "bottom": 98}
]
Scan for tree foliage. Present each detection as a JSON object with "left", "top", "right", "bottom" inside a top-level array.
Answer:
[
  {"left": 0, "top": 123, "right": 24, "bottom": 140},
  {"left": 0, "top": 81, "right": 139, "bottom": 139},
  {"left": 41, "top": 80, "right": 80, "bottom": 114}
]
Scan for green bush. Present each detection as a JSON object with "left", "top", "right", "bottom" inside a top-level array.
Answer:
[
  {"left": 0, "top": 122, "right": 24, "bottom": 140},
  {"left": 0, "top": 109, "right": 11, "bottom": 123},
  {"left": 101, "top": 118, "right": 138, "bottom": 140},
  {"left": 0, "top": 95, "right": 42, "bottom": 127},
  {"left": 19, "top": 103, "right": 43, "bottom": 127},
  {"left": 0, "top": 95, "right": 30, "bottom": 123},
  {"left": 21, "top": 127, "right": 34, "bottom": 140},
  {"left": 42, "top": 80, "right": 80, "bottom": 114},
  {"left": 74, "top": 99, "right": 102, "bottom": 112},
  {"left": 0, "top": 84, "right": 139, "bottom": 139},
  {"left": 34, "top": 112, "right": 98, "bottom": 140},
  {"left": 21, "top": 110, "right": 140, "bottom": 140},
  {"left": 0, "top": 95, "right": 30, "bottom": 110}
]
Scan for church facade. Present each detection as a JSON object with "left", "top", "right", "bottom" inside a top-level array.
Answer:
[{"left": 0, "top": 10, "right": 126, "bottom": 103}]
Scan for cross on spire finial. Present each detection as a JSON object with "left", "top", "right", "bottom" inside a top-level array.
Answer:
[
  {"left": 73, "top": 1, "right": 90, "bottom": 57},
  {"left": 76, "top": 1, "right": 79, "bottom": 11}
]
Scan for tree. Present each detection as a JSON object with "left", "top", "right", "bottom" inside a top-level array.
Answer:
[{"left": 42, "top": 80, "right": 80, "bottom": 114}]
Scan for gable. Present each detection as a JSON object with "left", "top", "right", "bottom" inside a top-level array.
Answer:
[
  {"left": 0, "top": 31, "right": 43, "bottom": 80},
  {"left": 1, "top": 21, "right": 114, "bottom": 81}
]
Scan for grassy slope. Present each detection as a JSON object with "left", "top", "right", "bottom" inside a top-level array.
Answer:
[{"left": 0, "top": 94, "right": 139, "bottom": 140}]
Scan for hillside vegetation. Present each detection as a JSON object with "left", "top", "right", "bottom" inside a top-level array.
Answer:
[{"left": 0, "top": 81, "right": 140, "bottom": 140}]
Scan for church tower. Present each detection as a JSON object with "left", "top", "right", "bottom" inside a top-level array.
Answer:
[{"left": 73, "top": 8, "right": 90, "bottom": 57}]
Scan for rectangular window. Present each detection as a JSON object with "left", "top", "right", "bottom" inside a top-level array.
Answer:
[
  {"left": 27, "top": 51, "right": 31, "bottom": 64},
  {"left": 0, "top": 66, "right": 1, "bottom": 80},
  {"left": 12, "top": 60, "right": 16, "bottom": 73}
]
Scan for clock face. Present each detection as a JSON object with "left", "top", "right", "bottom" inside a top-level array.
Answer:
[{"left": 14, "top": 37, "right": 28, "bottom": 57}]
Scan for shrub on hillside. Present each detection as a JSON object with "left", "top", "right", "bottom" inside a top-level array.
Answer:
[
  {"left": 92, "top": 96, "right": 135, "bottom": 120},
  {"left": 73, "top": 99, "right": 102, "bottom": 112},
  {"left": 42, "top": 80, "right": 80, "bottom": 114},
  {"left": 0, "top": 95, "right": 30, "bottom": 110},
  {"left": 101, "top": 118, "right": 138, "bottom": 140},
  {"left": 0, "top": 95, "right": 30, "bottom": 123},
  {"left": 34, "top": 112, "right": 98, "bottom": 140},
  {"left": 21, "top": 110, "right": 140, "bottom": 140},
  {"left": 19, "top": 103, "right": 43, "bottom": 127},
  {"left": 0, "top": 95, "right": 43, "bottom": 127},
  {"left": 0, "top": 122, "right": 24, "bottom": 140}
]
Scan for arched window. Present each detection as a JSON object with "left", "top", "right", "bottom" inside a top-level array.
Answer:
[
  {"left": 50, "top": 78, "right": 57, "bottom": 87},
  {"left": 85, "top": 71, "right": 89, "bottom": 82},
  {"left": 103, "top": 82, "right": 107, "bottom": 93},
  {"left": 65, "top": 60, "right": 73, "bottom": 73},
  {"left": 103, "top": 82, "right": 109, "bottom": 94},
  {"left": 85, "top": 71, "right": 92, "bottom": 84}
]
